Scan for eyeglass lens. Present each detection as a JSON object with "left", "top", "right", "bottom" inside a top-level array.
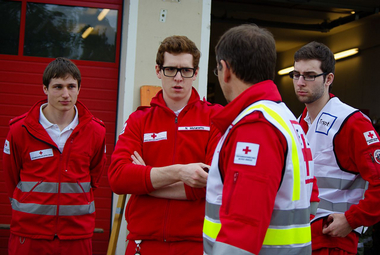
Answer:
[
  {"left": 163, "top": 67, "right": 195, "bottom": 78},
  {"left": 290, "top": 71, "right": 325, "bottom": 81}
]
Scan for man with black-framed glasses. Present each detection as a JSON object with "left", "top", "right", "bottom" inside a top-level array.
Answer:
[
  {"left": 292, "top": 41, "right": 380, "bottom": 255},
  {"left": 109, "top": 35, "right": 223, "bottom": 255}
]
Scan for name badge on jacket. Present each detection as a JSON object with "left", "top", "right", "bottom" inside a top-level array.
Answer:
[{"left": 30, "top": 149, "right": 54, "bottom": 160}]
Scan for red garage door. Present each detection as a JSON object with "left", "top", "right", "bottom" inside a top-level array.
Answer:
[{"left": 0, "top": 1, "right": 122, "bottom": 254}]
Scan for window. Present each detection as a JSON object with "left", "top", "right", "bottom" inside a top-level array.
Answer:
[
  {"left": 0, "top": 0, "right": 21, "bottom": 55},
  {"left": 24, "top": 3, "right": 118, "bottom": 62}
]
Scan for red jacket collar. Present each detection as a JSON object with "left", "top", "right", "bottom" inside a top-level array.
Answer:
[{"left": 212, "top": 80, "right": 282, "bottom": 133}]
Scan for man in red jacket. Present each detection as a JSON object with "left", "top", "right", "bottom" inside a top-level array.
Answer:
[
  {"left": 108, "top": 36, "right": 222, "bottom": 255},
  {"left": 292, "top": 41, "right": 380, "bottom": 254},
  {"left": 3, "top": 57, "right": 107, "bottom": 255}
]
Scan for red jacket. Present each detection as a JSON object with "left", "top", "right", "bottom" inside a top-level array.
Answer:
[
  {"left": 2, "top": 99, "right": 107, "bottom": 240},
  {"left": 210, "top": 81, "right": 318, "bottom": 254},
  {"left": 299, "top": 94, "right": 380, "bottom": 253},
  {"left": 108, "top": 88, "right": 223, "bottom": 242}
]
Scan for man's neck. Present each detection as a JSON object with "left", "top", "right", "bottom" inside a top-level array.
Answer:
[
  {"left": 42, "top": 105, "right": 76, "bottom": 131},
  {"left": 163, "top": 94, "right": 191, "bottom": 112},
  {"left": 305, "top": 94, "right": 330, "bottom": 124}
]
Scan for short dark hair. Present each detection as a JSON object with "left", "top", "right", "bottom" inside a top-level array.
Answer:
[
  {"left": 215, "top": 23, "right": 277, "bottom": 84},
  {"left": 294, "top": 41, "right": 335, "bottom": 75},
  {"left": 43, "top": 57, "right": 81, "bottom": 88},
  {"left": 156, "top": 35, "right": 201, "bottom": 69}
]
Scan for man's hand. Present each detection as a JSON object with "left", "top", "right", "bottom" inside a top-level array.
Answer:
[
  {"left": 178, "top": 163, "right": 209, "bottom": 188},
  {"left": 131, "top": 151, "right": 146, "bottom": 166},
  {"left": 133, "top": 151, "right": 209, "bottom": 189},
  {"left": 322, "top": 213, "right": 353, "bottom": 237}
]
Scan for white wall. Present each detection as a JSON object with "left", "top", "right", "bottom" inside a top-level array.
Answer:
[{"left": 112, "top": 0, "right": 212, "bottom": 254}]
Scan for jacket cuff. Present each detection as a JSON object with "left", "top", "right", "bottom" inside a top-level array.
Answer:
[
  {"left": 145, "top": 166, "right": 155, "bottom": 193},
  {"left": 345, "top": 211, "right": 357, "bottom": 229}
]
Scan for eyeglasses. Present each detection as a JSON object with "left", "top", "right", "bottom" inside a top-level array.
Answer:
[
  {"left": 289, "top": 71, "right": 327, "bottom": 81},
  {"left": 161, "top": 66, "right": 196, "bottom": 78}
]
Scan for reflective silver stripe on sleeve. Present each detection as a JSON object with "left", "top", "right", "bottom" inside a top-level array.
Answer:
[
  {"left": 12, "top": 199, "right": 57, "bottom": 215},
  {"left": 12, "top": 199, "right": 95, "bottom": 216},
  {"left": 270, "top": 208, "right": 311, "bottom": 226},
  {"left": 17, "top": 181, "right": 91, "bottom": 193},
  {"left": 205, "top": 202, "right": 220, "bottom": 220},
  {"left": 316, "top": 177, "right": 366, "bottom": 190},
  {"left": 319, "top": 198, "right": 354, "bottom": 213},
  {"left": 213, "top": 241, "right": 255, "bottom": 255}
]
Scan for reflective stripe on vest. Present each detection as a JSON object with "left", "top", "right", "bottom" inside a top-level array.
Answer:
[
  {"left": 13, "top": 181, "right": 94, "bottom": 216},
  {"left": 209, "top": 238, "right": 312, "bottom": 255},
  {"left": 204, "top": 100, "right": 313, "bottom": 255},
  {"left": 204, "top": 208, "right": 311, "bottom": 245},
  {"left": 203, "top": 216, "right": 221, "bottom": 240},
  {"left": 317, "top": 176, "right": 366, "bottom": 190},
  {"left": 262, "top": 225, "right": 310, "bottom": 246}
]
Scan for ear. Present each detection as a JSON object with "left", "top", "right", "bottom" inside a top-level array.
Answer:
[
  {"left": 43, "top": 85, "right": 48, "bottom": 95},
  {"left": 192, "top": 67, "right": 199, "bottom": 81},
  {"left": 220, "top": 60, "right": 231, "bottom": 83},
  {"left": 155, "top": 65, "right": 162, "bottom": 79},
  {"left": 325, "top": 73, "right": 334, "bottom": 87}
]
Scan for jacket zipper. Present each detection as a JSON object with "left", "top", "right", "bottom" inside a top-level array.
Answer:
[
  {"left": 55, "top": 153, "right": 63, "bottom": 236},
  {"left": 225, "top": 172, "right": 239, "bottom": 215},
  {"left": 172, "top": 116, "right": 178, "bottom": 163},
  {"left": 65, "top": 138, "right": 74, "bottom": 168},
  {"left": 163, "top": 115, "right": 179, "bottom": 242}
]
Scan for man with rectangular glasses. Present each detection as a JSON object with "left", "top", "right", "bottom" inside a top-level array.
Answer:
[
  {"left": 292, "top": 41, "right": 380, "bottom": 255},
  {"left": 108, "top": 35, "right": 223, "bottom": 255}
]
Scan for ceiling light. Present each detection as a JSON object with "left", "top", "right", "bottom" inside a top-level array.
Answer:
[
  {"left": 278, "top": 47, "right": 359, "bottom": 75},
  {"left": 98, "top": 9, "right": 110, "bottom": 21},
  {"left": 333, "top": 48, "right": 359, "bottom": 60},
  {"left": 81, "top": 27, "right": 94, "bottom": 39},
  {"left": 278, "top": 66, "right": 294, "bottom": 75}
]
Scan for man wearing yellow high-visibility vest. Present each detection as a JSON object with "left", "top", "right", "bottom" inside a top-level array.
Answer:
[{"left": 203, "top": 24, "right": 319, "bottom": 255}]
